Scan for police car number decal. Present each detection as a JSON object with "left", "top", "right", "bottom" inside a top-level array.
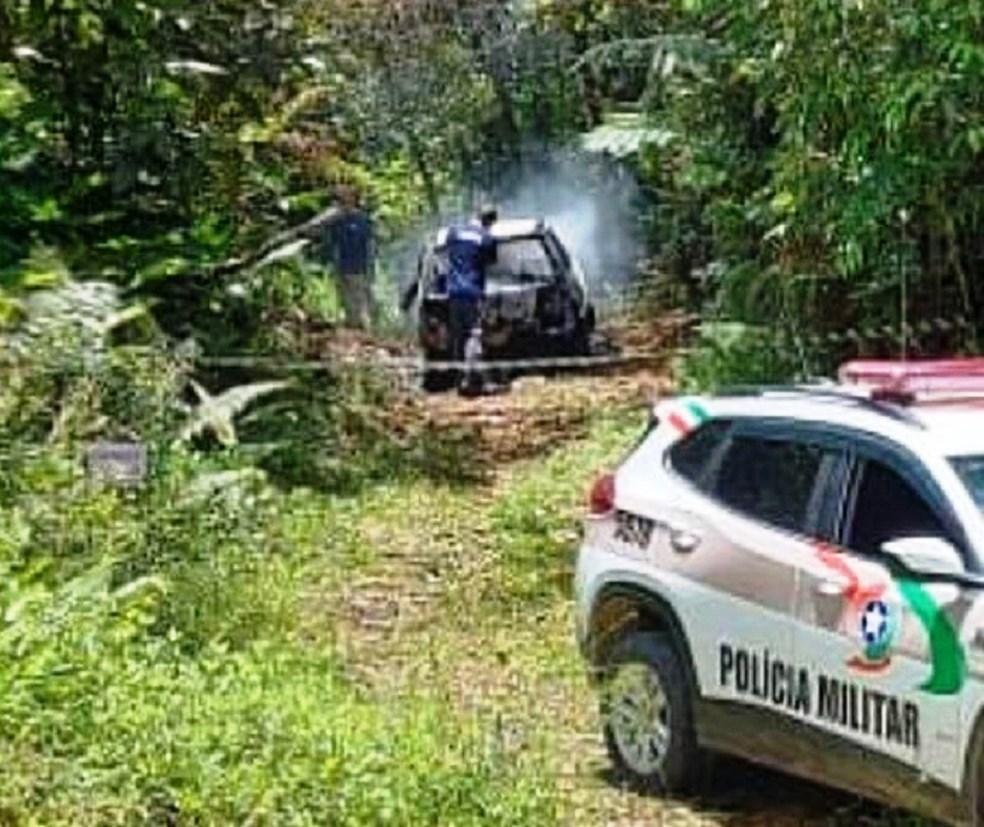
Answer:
[{"left": 613, "top": 510, "right": 655, "bottom": 550}]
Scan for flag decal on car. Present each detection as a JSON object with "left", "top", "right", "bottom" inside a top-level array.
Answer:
[
  {"left": 897, "top": 577, "right": 967, "bottom": 696},
  {"left": 667, "top": 400, "right": 710, "bottom": 436}
]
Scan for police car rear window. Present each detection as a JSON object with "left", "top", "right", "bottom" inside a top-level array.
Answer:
[
  {"left": 667, "top": 420, "right": 730, "bottom": 487},
  {"left": 713, "top": 436, "right": 828, "bottom": 535}
]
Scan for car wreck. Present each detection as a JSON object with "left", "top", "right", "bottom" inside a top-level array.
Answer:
[{"left": 402, "top": 218, "right": 597, "bottom": 391}]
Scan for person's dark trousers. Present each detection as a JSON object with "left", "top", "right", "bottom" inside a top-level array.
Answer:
[
  {"left": 337, "top": 270, "right": 374, "bottom": 330},
  {"left": 448, "top": 296, "right": 482, "bottom": 395}
]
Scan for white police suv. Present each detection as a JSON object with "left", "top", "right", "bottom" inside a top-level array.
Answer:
[{"left": 575, "top": 360, "right": 984, "bottom": 825}]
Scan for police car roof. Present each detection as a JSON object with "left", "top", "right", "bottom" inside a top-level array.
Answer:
[
  {"left": 906, "top": 406, "right": 984, "bottom": 457},
  {"left": 676, "top": 360, "right": 984, "bottom": 457},
  {"left": 660, "top": 386, "right": 984, "bottom": 459}
]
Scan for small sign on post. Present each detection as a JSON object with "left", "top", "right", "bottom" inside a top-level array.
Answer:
[{"left": 86, "top": 442, "right": 148, "bottom": 488}]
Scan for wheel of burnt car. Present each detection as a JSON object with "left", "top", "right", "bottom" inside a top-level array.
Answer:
[
  {"left": 570, "top": 318, "right": 592, "bottom": 356},
  {"left": 421, "top": 353, "right": 455, "bottom": 393},
  {"left": 600, "top": 632, "right": 699, "bottom": 796},
  {"left": 565, "top": 302, "right": 595, "bottom": 357}
]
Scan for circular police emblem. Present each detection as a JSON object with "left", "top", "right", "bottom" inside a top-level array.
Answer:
[
  {"left": 862, "top": 600, "right": 889, "bottom": 643},
  {"left": 860, "top": 599, "right": 895, "bottom": 660}
]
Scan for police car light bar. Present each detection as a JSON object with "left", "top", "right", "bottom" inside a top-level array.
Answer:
[{"left": 838, "top": 359, "right": 984, "bottom": 403}]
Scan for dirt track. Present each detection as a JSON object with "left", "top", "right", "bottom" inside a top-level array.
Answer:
[{"left": 376, "top": 309, "right": 692, "bottom": 464}]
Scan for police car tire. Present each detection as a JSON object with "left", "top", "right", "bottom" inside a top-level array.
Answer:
[
  {"left": 601, "top": 631, "right": 699, "bottom": 796},
  {"left": 966, "top": 727, "right": 984, "bottom": 826}
]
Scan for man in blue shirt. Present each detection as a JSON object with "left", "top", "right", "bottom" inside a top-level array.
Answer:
[
  {"left": 323, "top": 185, "right": 376, "bottom": 330},
  {"left": 446, "top": 205, "right": 498, "bottom": 396}
]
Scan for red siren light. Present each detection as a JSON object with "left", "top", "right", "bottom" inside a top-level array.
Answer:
[{"left": 838, "top": 359, "right": 984, "bottom": 402}]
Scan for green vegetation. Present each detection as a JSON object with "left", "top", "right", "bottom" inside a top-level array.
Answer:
[
  {"left": 673, "top": 321, "right": 806, "bottom": 392},
  {"left": 0, "top": 0, "right": 583, "bottom": 349},
  {"left": 5, "top": 0, "right": 981, "bottom": 367},
  {"left": 1, "top": 0, "right": 980, "bottom": 821},
  {"left": 485, "top": 413, "right": 642, "bottom": 608},
  {"left": 0, "top": 635, "right": 558, "bottom": 824},
  {"left": 0, "top": 335, "right": 564, "bottom": 824},
  {"left": 540, "top": 0, "right": 984, "bottom": 380}
]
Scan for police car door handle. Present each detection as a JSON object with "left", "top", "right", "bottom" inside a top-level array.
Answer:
[
  {"left": 669, "top": 529, "right": 700, "bottom": 554},
  {"left": 815, "top": 579, "right": 848, "bottom": 597}
]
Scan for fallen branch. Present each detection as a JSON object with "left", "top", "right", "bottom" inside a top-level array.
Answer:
[{"left": 207, "top": 205, "right": 343, "bottom": 278}]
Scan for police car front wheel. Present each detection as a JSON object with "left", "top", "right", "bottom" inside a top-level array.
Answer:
[{"left": 600, "top": 632, "right": 700, "bottom": 795}]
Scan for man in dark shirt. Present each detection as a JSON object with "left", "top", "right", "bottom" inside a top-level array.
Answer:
[
  {"left": 323, "top": 185, "right": 376, "bottom": 330},
  {"left": 446, "top": 205, "right": 498, "bottom": 396}
]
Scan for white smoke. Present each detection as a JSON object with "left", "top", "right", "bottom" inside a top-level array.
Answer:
[
  {"left": 379, "top": 148, "right": 647, "bottom": 330},
  {"left": 494, "top": 150, "right": 645, "bottom": 294}
]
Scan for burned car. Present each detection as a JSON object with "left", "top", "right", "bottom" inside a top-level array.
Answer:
[{"left": 402, "top": 218, "right": 597, "bottom": 390}]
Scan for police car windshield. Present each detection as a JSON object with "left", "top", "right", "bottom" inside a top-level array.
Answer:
[
  {"left": 486, "top": 238, "right": 555, "bottom": 283},
  {"left": 951, "top": 456, "right": 984, "bottom": 510}
]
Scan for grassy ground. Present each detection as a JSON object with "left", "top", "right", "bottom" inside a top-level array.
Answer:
[{"left": 299, "top": 388, "right": 939, "bottom": 827}]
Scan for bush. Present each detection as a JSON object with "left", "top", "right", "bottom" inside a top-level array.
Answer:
[
  {"left": 674, "top": 321, "right": 806, "bottom": 392},
  {"left": 0, "top": 465, "right": 555, "bottom": 822},
  {"left": 240, "top": 366, "right": 479, "bottom": 495},
  {"left": 0, "top": 291, "right": 560, "bottom": 826}
]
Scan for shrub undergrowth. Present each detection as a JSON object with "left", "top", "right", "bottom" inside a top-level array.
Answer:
[
  {"left": 0, "top": 327, "right": 559, "bottom": 825},
  {"left": 674, "top": 320, "right": 807, "bottom": 391}
]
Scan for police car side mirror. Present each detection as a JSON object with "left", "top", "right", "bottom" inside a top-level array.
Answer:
[{"left": 881, "top": 537, "right": 965, "bottom": 577}]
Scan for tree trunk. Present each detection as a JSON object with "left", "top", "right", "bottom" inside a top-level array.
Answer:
[{"left": 0, "top": 4, "right": 12, "bottom": 55}]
